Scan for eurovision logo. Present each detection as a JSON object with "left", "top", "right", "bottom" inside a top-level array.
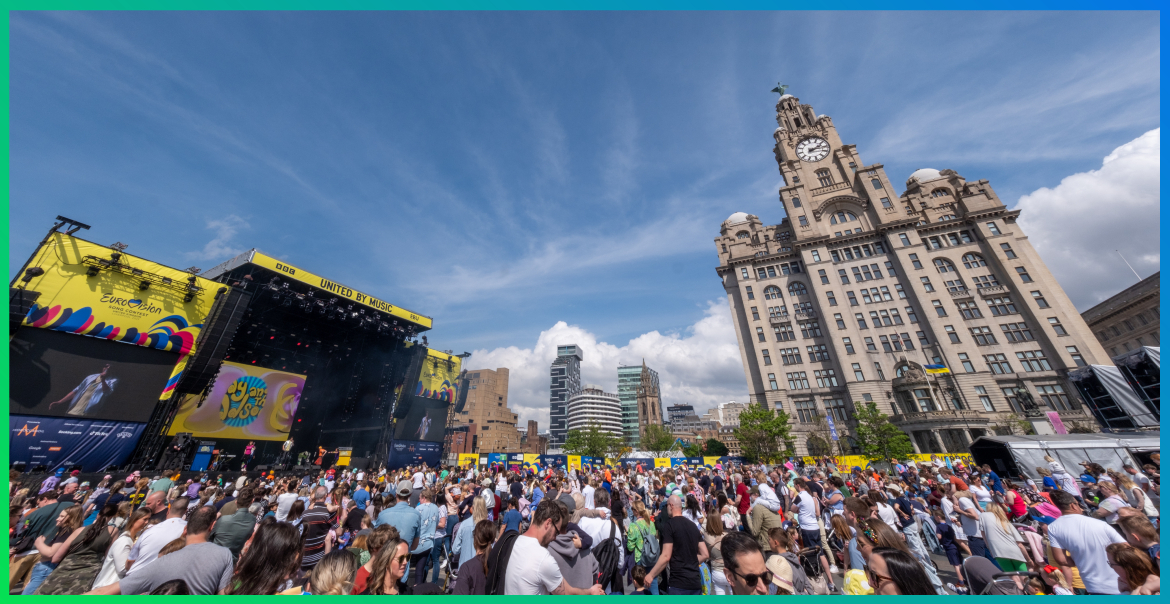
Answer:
[
  {"left": 99, "top": 293, "right": 164, "bottom": 315},
  {"left": 220, "top": 376, "right": 268, "bottom": 427}
]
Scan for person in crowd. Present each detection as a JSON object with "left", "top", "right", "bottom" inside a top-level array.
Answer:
[
  {"left": 210, "top": 485, "right": 257, "bottom": 561},
  {"left": 702, "top": 503, "right": 729, "bottom": 595},
  {"left": 1047, "top": 490, "right": 1128, "bottom": 594},
  {"left": 21, "top": 505, "right": 84, "bottom": 595},
  {"left": 451, "top": 519, "right": 495, "bottom": 595},
  {"left": 411, "top": 488, "right": 439, "bottom": 585},
  {"left": 789, "top": 477, "right": 836, "bottom": 592},
  {"left": 867, "top": 547, "right": 937, "bottom": 595},
  {"left": 33, "top": 503, "right": 120, "bottom": 594},
  {"left": 1118, "top": 512, "right": 1160, "bottom": 573},
  {"left": 304, "top": 549, "right": 359, "bottom": 595},
  {"left": 224, "top": 518, "right": 303, "bottom": 594},
  {"left": 1106, "top": 542, "right": 1156, "bottom": 595},
  {"left": 88, "top": 506, "right": 233, "bottom": 595},
  {"left": 643, "top": 494, "right": 709, "bottom": 595},
  {"left": 979, "top": 501, "right": 1036, "bottom": 589},
  {"left": 300, "top": 486, "right": 333, "bottom": 570},
  {"left": 451, "top": 497, "right": 488, "bottom": 571},
  {"left": 719, "top": 530, "right": 770, "bottom": 595},
  {"left": 503, "top": 499, "right": 604, "bottom": 595},
  {"left": 352, "top": 524, "right": 399, "bottom": 594},
  {"left": 358, "top": 537, "right": 410, "bottom": 595},
  {"left": 126, "top": 496, "right": 189, "bottom": 575},
  {"left": 91, "top": 507, "right": 151, "bottom": 590}
]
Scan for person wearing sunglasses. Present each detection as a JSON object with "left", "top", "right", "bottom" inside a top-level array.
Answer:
[
  {"left": 866, "top": 547, "right": 936, "bottom": 595},
  {"left": 720, "top": 531, "right": 770, "bottom": 595}
]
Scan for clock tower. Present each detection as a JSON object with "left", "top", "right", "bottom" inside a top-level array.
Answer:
[{"left": 772, "top": 94, "right": 901, "bottom": 241}]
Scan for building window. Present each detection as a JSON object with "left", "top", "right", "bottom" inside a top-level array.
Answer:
[
  {"left": 944, "top": 278, "right": 967, "bottom": 293},
  {"left": 873, "top": 362, "right": 885, "bottom": 380},
  {"left": 896, "top": 284, "right": 907, "bottom": 300},
  {"left": 769, "top": 305, "right": 787, "bottom": 319},
  {"left": 789, "top": 282, "right": 808, "bottom": 296},
  {"left": 1015, "top": 267, "right": 1034, "bottom": 282},
  {"left": 974, "top": 386, "right": 995, "bottom": 411},
  {"left": 847, "top": 291, "right": 858, "bottom": 306},
  {"left": 807, "top": 344, "right": 830, "bottom": 361},
  {"left": 932, "top": 299, "right": 947, "bottom": 317},
  {"left": 921, "top": 276, "right": 935, "bottom": 292},
  {"left": 756, "top": 327, "right": 766, "bottom": 342},
  {"left": 811, "top": 250, "right": 821, "bottom": 262},
  {"left": 762, "top": 349, "right": 773, "bottom": 365},
  {"left": 855, "top": 313, "right": 868, "bottom": 329},
  {"left": 751, "top": 307, "right": 760, "bottom": 320},
  {"left": 913, "top": 331, "right": 927, "bottom": 347},
  {"left": 780, "top": 347, "right": 802, "bottom": 364},
  {"left": 834, "top": 313, "right": 846, "bottom": 329},
  {"left": 987, "top": 221, "right": 1001, "bottom": 235},
  {"left": 795, "top": 399, "right": 818, "bottom": 422},
  {"left": 1048, "top": 317, "right": 1068, "bottom": 336},
  {"left": 798, "top": 216, "right": 809, "bottom": 227},
  {"left": 909, "top": 253, "right": 923, "bottom": 269},
  {"left": 776, "top": 324, "right": 796, "bottom": 341},
  {"left": 973, "top": 275, "right": 999, "bottom": 289},
  {"left": 830, "top": 211, "right": 858, "bottom": 225},
  {"left": 849, "top": 162, "right": 858, "bottom": 172},
  {"left": 799, "top": 321, "right": 822, "bottom": 338},
  {"left": 871, "top": 178, "right": 883, "bottom": 189},
  {"left": 1067, "top": 346, "right": 1086, "bottom": 367},
  {"left": 787, "top": 372, "right": 810, "bottom": 390},
  {"left": 1000, "top": 322, "right": 1034, "bottom": 342},
  {"left": 945, "top": 325, "right": 961, "bottom": 343},
  {"left": 958, "top": 352, "right": 975, "bottom": 373},
  {"left": 962, "top": 253, "right": 987, "bottom": 269},
  {"left": 984, "top": 353, "right": 1013, "bottom": 374},
  {"left": 816, "top": 169, "right": 833, "bottom": 187},
  {"left": 722, "top": 243, "right": 728, "bottom": 253},
  {"left": 763, "top": 286, "right": 782, "bottom": 300},
  {"left": 1000, "top": 243, "right": 1017, "bottom": 259},
  {"left": 818, "top": 269, "right": 830, "bottom": 284},
  {"left": 814, "top": 369, "right": 839, "bottom": 388},
  {"left": 768, "top": 373, "right": 778, "bottom": 390},
  {"left": 1037, "top": 384, "right": 1074, "bottom": 410},
  {"left": 825, "top": 398, "right": 847, "bottom": 421},
  {"left": 791, "top": 197, "right": 802, "bottom": 208},
  {"left": 852, "top": 363, "right": 865, "bottom": 381},
  {"left": 826, "top": 291, "right": 837, "bottom": 306},
  {"left": 737, "top": 231, "right": 750, "bottom": 239},
  {"left": 1016, "top": 350, "right": 1052, "bottom": 372},
  {"left": 970, "top": 326, "right": 997, "bottom": 345},
  {"left": 838, "top": 269, "right": 850, "bottom": 284},
  {"left": 986, "top": 296, "right": 1017, "bottom": 316},
  {"left": 899, "top": 233, "right": 911, "bottom": 246},
  {"left": 865, "top": 337, "right": 877, "bottom": 352},
  {"left": 934, "top": 258, "right": 957, "bottom": 273},
  {"left": 912, "top": 388, "right": 935, "bottom": 412},
  {"left": 1137, "top": 313, "right": 1149, "bottom": 325},
  {"left": 745, "top": 286, "right": 754, "bottom": 300},
  {"left": 843, "top": 337, "right": 855, "bottom": 354},
  {"left": 957, "top": 300, "right": 982, "bottom": 319}
]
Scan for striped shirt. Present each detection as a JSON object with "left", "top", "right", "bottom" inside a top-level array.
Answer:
[{"left": 300, "top": 503, "right": 332, "bottom": 569}]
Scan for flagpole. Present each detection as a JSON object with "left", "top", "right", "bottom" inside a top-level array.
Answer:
[{"left": 928, "top": 343, "right": 975, "bottom": 449}]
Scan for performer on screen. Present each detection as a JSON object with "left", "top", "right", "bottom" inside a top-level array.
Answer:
[
  {"left": 280, "top": 438, "right": 294, "bottom": 466},
  {"left": 416, "top": 409, "right": 434, "bottom": 440},
  {"left": 47, "top": 364, "right": 118, "bottom": 416}
]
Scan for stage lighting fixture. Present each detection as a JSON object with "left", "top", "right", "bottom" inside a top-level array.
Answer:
[
  {"left": 86, "top": 266, "right": 100, "bottom": 277},
  {"left": 188, "top": 275, "right": 199, "bottom": 287},
  {"left": 110, "top": 252, "right": 122, "bottom": 263},
  {"left": 161, "top": 277, "right": 172, "bottom": 285},
  {"left": 139, "top": 280, "right": 150, "bottom": 291},
  {"left": 98, "top": 259, "right": 112, "bottom": 268},
  {"left": 131, "top": 268, "right": 144, "bottom": 276},
  {"left": 21, "top": 267, "right": 44, "bottom": 283},
  {"left": 281, "top": 297, "right": 292, "bottom": 307},
  {"left": 184, "top": 292, "right": 195, "bottom": 302}
]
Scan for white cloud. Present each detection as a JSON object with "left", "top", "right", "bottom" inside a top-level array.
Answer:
[
  {"left": 1017, "top": 129, "right": 1159, "bottom": 310},
  {"left": 469, "top": 300, "right": 748, "bottom": 430},
  {"left": 186, "top": 214, "right": 250, "bottom": 262}
]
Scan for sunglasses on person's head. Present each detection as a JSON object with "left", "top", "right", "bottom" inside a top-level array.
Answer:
[{"left": 728, "top": 567, "right": 773, "bottom": 589}]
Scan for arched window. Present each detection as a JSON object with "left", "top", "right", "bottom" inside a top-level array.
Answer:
[
  {"left": 871, "top": 178, "right": 883, "bottom": 190},
  {"left": 788, "top": 282, "right": 808, "bottom": 297},
  {"left": 896, "top": 365, "right": 909, "bottom": 377},
  {"left": 736, "top": 231, "right": 750, "bottom": 239},
  {"left": 763, "top": 286, "right": 782, "bottom": 300},
  {"left": 829, "top": 211, "right": 857, "bottom": 225},
  {"left": 962, "top": 253, "right": 987, "bottom": 269},
  {"left": 934, "top": 258, "right": 957, "bottom": 273},
  {"left": 816, "top": 169, "right": 833, "bottom": 187},
  {"left": 931, "top": 188, "right": 952, "bottom": 198}
]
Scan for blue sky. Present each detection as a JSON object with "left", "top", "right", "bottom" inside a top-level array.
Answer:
[{"left": 10, "top": 11, "right": 1159, "bottom": 425}]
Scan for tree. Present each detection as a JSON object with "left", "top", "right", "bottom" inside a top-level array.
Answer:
[
  {"left": 1002, "top": 413, "right": 1038, "bottom": 436},
  {"left": 805, "top": 415, "right": 846, "bottom": 457},
  {"left": 681, "top": 443, "right": 703, "bottom": 457},
  {"left": 852, "top": 401, "right": 915, "bottom": 462},
  {"left": 564, "top": 424, "right": 622, "bottom": 459},
  {"left": 704, "top": 438, "right": 729, "bottom": 457},
  {"left": 734, "top": 402, "right": 793, "bottom": 464},
  {"left": 641, "top": 423, "right": 678, "bottom": 458}
]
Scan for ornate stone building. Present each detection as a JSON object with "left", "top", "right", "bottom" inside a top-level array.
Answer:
[
  {"left": 715, "top": 92, "right": 1111, "bottom": 455},
  {"left": 635, "top": 361, "right": 665, "bottom": 441}
]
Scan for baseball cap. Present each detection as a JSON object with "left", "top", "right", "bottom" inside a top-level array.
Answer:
[
  {"left": 451, "top": 487, "right": 461, "bottom": 496},
  {"left": 70, "top": 470, "right": 80, "bottom": 476},
  {"left": 397, "top": 480, "right": 413, "bottom": 497}
]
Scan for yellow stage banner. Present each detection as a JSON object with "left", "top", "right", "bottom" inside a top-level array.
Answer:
[
  {"left": 568, "top": 455, "right": 581, "bottom": 470},
  {"left": 414, "top": 348, "right": 462, "bottom": 401},
  {"left": 654, "top": 457, "right": 671, "bottom": 468},
  {"left": 458, "top": 453, "right": 479, "bottom": 467},
  {"left": 524, "top": 454, "right": 541, "bottom": 470},
  {"left": 908, "top": 453, "right": 974, "bottom": 465},
  {"left": 703, "top": 456, "right": 721, "bottom": 467},
  {"left": 248, "top": 251, "right": 432, "bottom": 329},
  {"left": 167, "top": 361, "right": 306, "bottom": 440},
  {"left": 19, "top": 233, "right": 222, "bottom": 400}
]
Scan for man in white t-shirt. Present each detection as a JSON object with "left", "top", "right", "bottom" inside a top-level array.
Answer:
[
  {"left": 582, "top": 480, "right": 596, "bottom": 509},
  {"left": 504, "top": 499, "right": 605, "bottom": 595},
  {"left": 954, "top": 493, "right": 987, "bottom": 558},
  {"left": 275, "top": 482, "right": 299, "bottom": 522},
  {"left": 410, "top": 469, "right": 425, "bottom": 506},
  {"left": 1046, "top": 491, "right": 1125, "bottom": 594},
  {"left": 127, "top": 498, "right": 191, "bottom": 574}
]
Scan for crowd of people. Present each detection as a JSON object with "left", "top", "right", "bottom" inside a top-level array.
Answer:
[{"left": 8, "top": 451, "right": 1161, "bottom": 595}]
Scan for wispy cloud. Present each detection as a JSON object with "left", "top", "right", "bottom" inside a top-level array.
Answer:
[{"left": 186, "top": 215, "right": 250, "bottom": 262}]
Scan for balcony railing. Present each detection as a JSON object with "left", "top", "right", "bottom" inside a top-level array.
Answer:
[
  {"left": 811, "top": 181, "right": 851, "bottom": 196},
  {"left": 949, "top": 288, "right": 974, "bottom": 300},
  {"left": 794, "top": 310, "right": 817, "bottom": 320},
  {"left": 768, "top": 315, "right": 790, "bottom": 325},
  {"left": 890, "top": 408, "right": 991, "bottom": 425},
  {"left": 976, "top": 284, "right": 1010, "bottom": 297}
]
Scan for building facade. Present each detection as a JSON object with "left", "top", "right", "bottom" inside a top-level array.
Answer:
[
  {"left": 715, "top": 92, "right": 1111, "bottom": 456},
  {"left": 549, "top": 344, "right": 583, "bottom": 448},
  {"left": 456, "top": 368, "right": 521, "bottom": 453},
  {"left": 1082, "top": 272, "right": 1160, "bottom": 358},
  {"left": 567, "top": 385, "right": 624, "bottom": 437},
  {"left": 619, "top": 361, "right": 663, "bottom": 447},
  {"left": 521, "top": 420, "right": 549, "bottom": 454},
  {"left": 635, "top": 361, "right": 665, "bottom": 442},
  {"left": 666, "top": 404, "right": 696, "bottom": 427}
]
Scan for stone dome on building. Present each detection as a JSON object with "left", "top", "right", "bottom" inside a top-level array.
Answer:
[
  {"left": 724, "top": 211, "right": 751, "bottom": 225},
  {"left": 907, "top": 168, "right": 943, "bottom": 185}
]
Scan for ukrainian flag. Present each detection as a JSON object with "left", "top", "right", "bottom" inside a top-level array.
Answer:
[{"left": 924, "top": 364, "right": 950, "bottom": 374}]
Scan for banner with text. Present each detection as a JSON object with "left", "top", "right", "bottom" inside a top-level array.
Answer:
[
  {"left": 167, "top": 361, "right": 305, "bottom": 441},
  {"left": 388, "top": 440, "right": 442, "bottom": 469},
  {"left": 458, "top": 453, "right": 479, "bottom": 467},
  {"left": 10, "top": 415, "right": 146, "bottom": 473}
]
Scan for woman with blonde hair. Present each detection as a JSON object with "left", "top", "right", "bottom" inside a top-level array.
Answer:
[
  {"left": 626, "top": 499, "right": 659, "bottom": 594},
  {"left": 1111, "top": 471, "right": 1159, "bottom": 522},
  {"left": 451, "top": 497, "right": 487, "bottom": 571},
  {"left": 306, "top": 549, "right": 359, "bottom": 595},
  {"left": 702, "top": 504, "right": 729, "bottom": 595},
  {"left": 22, "top": 505, "right": 85, "bottom": 594},
  {"left": 978, "top": 502, "right": 1034, "bottom": 589}
]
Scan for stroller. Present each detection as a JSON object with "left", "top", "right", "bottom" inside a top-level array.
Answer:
[{"left": 962, "top": 556, "right": 1036, "bottom": 595}]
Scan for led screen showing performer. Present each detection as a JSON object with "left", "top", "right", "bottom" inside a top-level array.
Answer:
[
  {"left": 10, "top": 327, "right": 178, "bottom": 422},
  {"left": 390, "top": 347, "right": 461, "bottom": 443}
]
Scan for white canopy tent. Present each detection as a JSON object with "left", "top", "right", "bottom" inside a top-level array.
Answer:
[{"left": 969, "top": 432, "right": 1160, "bottom": 481}]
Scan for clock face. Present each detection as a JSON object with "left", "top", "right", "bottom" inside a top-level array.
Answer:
[{"left": 796, "top": 137, "right": 830, "bottom": 162}]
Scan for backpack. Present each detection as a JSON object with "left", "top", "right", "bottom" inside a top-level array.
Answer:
[
  {"left": 639, "top": 523, "right": 661, "bottom": 567},
  {"left": 592, "top": 520, "right": 622, "bottom": 592},
  {"left": 484, "top": 529, "right": 520, "bottom": 595}
]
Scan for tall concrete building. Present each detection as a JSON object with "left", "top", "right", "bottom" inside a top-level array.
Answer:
[
  {"left": 457, "top": 368, "right": 521, "bottom": 453},
  {"left": 567, "top": 385, "right": 624, "bottom": 437},
  {"left": 549, "top": 344, "right": 582, "bottom": 448},
  {"left": 715, "top": 91, "right": 1111, "bottom": 455},
  {"left": 667, "top": 404, "right": 696, "bottom": 427},
  {"left": 619, "top": 361, "right": 664, "bottom": 447},
  {"left": 1082, "top": 272, "right": 1160, "bottom": 358}
]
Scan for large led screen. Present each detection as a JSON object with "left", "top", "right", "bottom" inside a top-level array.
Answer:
[
  {"left": 10, "top": 327, "right": 177, "bottom": 422},
  {"left": 166, "top": 360, "right": 305, "bottom": 441}
]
